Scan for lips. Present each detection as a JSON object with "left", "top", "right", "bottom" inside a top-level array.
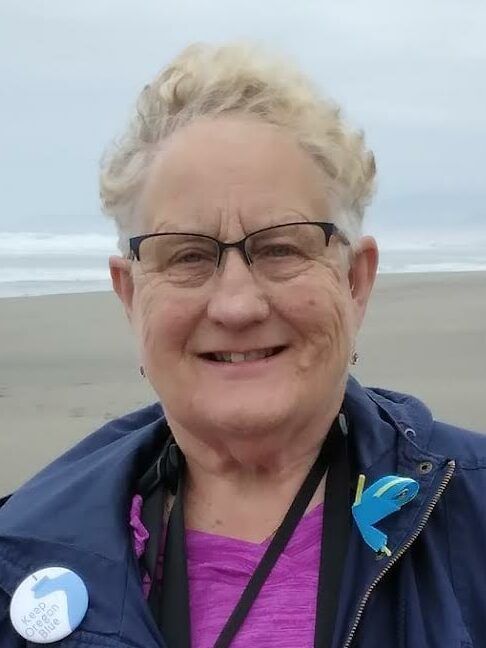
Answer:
[{"left": 199, "top": 346, "right": 286, "bottom": 363}]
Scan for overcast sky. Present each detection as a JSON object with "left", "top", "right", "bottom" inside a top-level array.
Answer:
[{"left": 1, "top": 0, "right": 485, "bottom": 241}]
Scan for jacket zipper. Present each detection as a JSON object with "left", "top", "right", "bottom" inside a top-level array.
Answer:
[{"left": 341, "top": 459, "right": 456, "bottom": 648}]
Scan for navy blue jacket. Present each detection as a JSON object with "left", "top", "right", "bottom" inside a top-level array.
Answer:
[{"left": 1, "top": 374, "right": 485, "bottom": 647}]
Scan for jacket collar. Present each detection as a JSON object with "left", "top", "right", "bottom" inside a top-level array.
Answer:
[
  {"left": 344, "top": 373, "right": 452, "bottom": 558},
  {"left": 343, "top": 373, "right": 437, "bottom": 467},
  {"left": 333, "top": 375, "right": 454, "bottom": 647}
]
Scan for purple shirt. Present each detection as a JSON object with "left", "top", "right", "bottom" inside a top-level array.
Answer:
[{"left": 129, "top": 496, "right": 323, "bottom": 647}]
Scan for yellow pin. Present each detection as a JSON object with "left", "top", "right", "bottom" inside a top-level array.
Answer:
[{"left": 354, "top": 473, "right": 366, "bottom": 506}]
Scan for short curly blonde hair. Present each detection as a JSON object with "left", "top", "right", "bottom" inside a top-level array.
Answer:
[{"left": 99, "top": 42, "right": 376, "bottom": 255}]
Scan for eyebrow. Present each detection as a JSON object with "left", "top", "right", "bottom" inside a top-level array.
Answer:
[{"left": 151, "top": 214, "right": 215, "bottom": 235}]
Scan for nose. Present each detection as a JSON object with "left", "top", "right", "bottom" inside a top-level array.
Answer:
[{"left": 206, "top": 249, "right": 270, "bottom": 329}]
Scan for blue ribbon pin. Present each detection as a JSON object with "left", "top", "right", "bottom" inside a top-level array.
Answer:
[{"left": 352, "top": 474, "right": 419, "bottom": 556}]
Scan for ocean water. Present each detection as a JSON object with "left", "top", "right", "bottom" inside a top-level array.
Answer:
[
  {"left": 0, "top": 231, "right": 485, "bottom": 298},
  {"left": 0, "top": 233, "right": 115, "bottom": 298}
]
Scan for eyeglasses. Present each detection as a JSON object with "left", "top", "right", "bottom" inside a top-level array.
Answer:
[{"left": 128, "top": 221, "right": 350, "bottom": 287}]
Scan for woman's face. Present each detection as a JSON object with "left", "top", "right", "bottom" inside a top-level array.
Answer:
[{"left": 111, "top": 117, "right": 378, "bottom": 446}]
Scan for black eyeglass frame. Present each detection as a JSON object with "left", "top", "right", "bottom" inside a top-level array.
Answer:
[{"left": 128, "top": 221, "right": 351, "bottom": 267}]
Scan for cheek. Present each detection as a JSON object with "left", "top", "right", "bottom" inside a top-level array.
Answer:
[
  {"left": 133, "top": 280, "right": 199, "bottom": 363},
  {"left": 283, "top": 281, "right": 352, "bottom": 367}
]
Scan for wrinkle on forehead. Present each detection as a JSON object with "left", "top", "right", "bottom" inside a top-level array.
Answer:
[
  {"left": 137, "top": 117, "right": 334, "bottom": 240},
  {"left": 152, "top": 207, "right": 319, "bottom": 242}
]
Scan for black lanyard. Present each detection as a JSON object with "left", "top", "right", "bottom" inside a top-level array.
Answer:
[{"left": 139, "top": 413, "right": 351, "bottom": 648}]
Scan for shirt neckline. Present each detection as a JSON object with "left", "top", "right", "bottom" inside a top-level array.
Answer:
[{"left": 185, "top": 501, "right": 324, "bottom": 554}]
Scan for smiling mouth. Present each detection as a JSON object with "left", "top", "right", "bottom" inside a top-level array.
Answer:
[{"left": 199, "top": 346, "right": 287, "bottom": 364}]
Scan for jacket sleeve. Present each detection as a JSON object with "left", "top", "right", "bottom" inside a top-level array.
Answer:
[{"left": 0, "top": 589, "right": 26, "bottom": 647}]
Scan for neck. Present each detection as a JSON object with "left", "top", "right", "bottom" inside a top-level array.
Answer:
[{"left": 177, "top": 420, "right": 335, "bottom": 543}]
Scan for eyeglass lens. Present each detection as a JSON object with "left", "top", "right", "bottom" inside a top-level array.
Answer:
[{"left": 138, "top": 224, "right": 333, "bottom": 286}]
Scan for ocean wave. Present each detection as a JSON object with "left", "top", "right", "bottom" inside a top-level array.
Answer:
[
  {"left": 0, "top": 267, "right": 110, "bottom": 283},
  {"left": 0, "top": 232, "right": 118, "bottom": 256},
  {"left": 0, "top": 281, "right": 112, "bottom": 299}
]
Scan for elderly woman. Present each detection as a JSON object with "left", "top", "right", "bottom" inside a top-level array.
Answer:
[{"left": 0, "top": 42, "right": 485, "bottom": 648}]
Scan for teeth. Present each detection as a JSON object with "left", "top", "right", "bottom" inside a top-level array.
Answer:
[
  {"left": 244, "top": 349, "right": 269, "bottom": 361},
  {"left": 213, "top": 348, "right": 276, "bottom": 363}
]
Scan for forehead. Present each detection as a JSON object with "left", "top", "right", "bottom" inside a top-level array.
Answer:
[{"left": 139, "top": 116, "right": 333, "bottom": 235}]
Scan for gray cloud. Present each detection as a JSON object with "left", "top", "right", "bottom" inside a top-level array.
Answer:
[{"left": 1, "top": 0, "right": 485, "bottom": 238}]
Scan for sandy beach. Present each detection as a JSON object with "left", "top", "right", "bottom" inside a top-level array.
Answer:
[{"left": 0, "top": 271, "right": 485, "bottom": 494}]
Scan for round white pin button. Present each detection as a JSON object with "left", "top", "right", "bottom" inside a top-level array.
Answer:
[{"left": 10, "top": 567, "right": 89, "bottom": 644}]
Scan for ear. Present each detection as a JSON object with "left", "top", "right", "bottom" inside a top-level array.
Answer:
[
  {"left": 109, "top": 255, "right": 135, "bottom": 323},
  {"left": 347, "top": 236, "right": 379, "bottom": 333}
]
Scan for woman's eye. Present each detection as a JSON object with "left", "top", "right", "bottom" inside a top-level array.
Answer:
[
  {"left": 259, "top": 244, "right": 302, "bottom": 258},
  {"left": 172, "top": 250, "right": 211, "bottom": 265}
]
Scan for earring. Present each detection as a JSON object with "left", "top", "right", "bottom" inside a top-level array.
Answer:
[
  {"left": 139, "top": 365, "right": 145, "bottom": 378},
  {"left": 350, "top": 350, "right": 359, "bottom": 365}
]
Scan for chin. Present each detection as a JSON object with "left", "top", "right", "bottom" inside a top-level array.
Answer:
[{"left": 193, "top": 386, "right": 299, "bottom": 437}]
